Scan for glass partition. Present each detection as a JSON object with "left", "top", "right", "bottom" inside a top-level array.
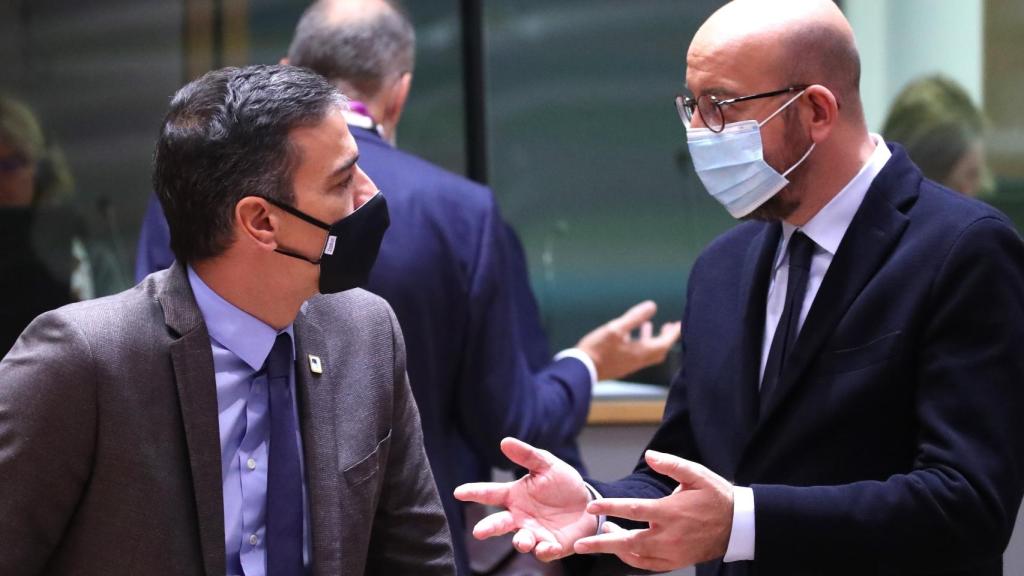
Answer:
[{"left": 480, "top": 0, "right": 725, "bottom": 383}]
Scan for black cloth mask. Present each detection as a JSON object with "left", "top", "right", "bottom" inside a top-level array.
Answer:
[{"left": 261, "top": 191, "right": 390, "bottom": 294}]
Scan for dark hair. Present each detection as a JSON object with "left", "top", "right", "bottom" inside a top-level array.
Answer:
[
  {"left": 287, "top": 0, "right": 415, "bottom": 99},
  {"left": 153, "top": 64, "right": 344, "bottom": 264}
]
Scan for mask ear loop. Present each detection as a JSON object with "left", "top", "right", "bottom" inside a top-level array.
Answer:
[
  {"left": 757, "top": 88, "right": 815, "bottom": 177},
  {"left": 782, "top": 142, "right": 816, "bottom": 178},
  {"left": 758, "top": 89, "right": 807, "bottom": 127}
]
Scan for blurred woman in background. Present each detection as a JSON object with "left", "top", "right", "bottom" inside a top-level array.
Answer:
[
  {"left": 0, "top": 95, "right": 92, "bottom": 357},
  {"left": 882, "top": 74, "right": 993, "bottom": 197}
]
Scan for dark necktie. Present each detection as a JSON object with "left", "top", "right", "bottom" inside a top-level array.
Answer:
[
  {"left": 760, "top": 231, "right": 815, "bottom": 413},
  {"left": 265, "top": 332, "right": 303, "bottom": 575}
]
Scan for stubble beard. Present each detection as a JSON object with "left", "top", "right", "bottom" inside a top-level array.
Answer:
[{"left": 743, "top": 109, "right": 813, "bottom": 222}]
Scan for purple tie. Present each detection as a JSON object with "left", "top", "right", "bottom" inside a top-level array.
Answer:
[{"left": 264, "top": 333, "right": 303, "bottom": 575}]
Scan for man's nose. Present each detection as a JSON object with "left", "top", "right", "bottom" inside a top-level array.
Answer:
[{"left": 352, "top": 165, "right": 378, "bottom": 209}]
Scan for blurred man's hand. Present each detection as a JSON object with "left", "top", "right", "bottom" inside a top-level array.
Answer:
[{"left": 576, "top": 300, "right": 681, "bottom": 381}]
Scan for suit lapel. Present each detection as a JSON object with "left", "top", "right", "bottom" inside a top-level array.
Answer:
[
  {"left": 730, "top": 223, "right": 780, "bottom": 464},
  {"left": 294, "top": 305, "right": 343, "bottom": 575},
  {"left": 698, "top": 222, "right": 779, "bottom": 479},
  {"left": 755, "top": 148, "right": 917, "bottom": 426},
  {"left": 159, "top": 263, "right": 225, "bottom": 576}
]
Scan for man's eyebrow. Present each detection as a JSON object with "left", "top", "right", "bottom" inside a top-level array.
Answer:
[
  {"left": 328, "top": 153, "right": 359, "bottom": 182},
  {"left": 707, "top": 87, "right": 739, "bottom": 99}
]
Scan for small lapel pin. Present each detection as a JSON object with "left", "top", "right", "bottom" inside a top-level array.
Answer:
[{"left": 308, "top": 354, "right": 323, "bottom": 375}]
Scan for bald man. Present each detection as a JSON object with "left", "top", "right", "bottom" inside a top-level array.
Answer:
[{"left": 455, "top": 2, "right": 1024, "bottom": 575}]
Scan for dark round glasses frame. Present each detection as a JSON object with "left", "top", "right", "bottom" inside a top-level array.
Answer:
[{"left": 675, "top": 85, "right": 809, "bottom": 133}]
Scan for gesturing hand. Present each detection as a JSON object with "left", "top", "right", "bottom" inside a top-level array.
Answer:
[
  {"left": 453, "top": 438, "right": 598, "bottom": 562},
  {"left": 576, "top": 300, "right": 682, "bottom": 382},
  {"left": 573, "top": 450, "right": 734, "bottom": 572}
]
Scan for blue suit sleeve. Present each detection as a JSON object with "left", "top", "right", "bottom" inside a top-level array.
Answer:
[
  {"left": 588, "top": 280, "right": 698, "bottom": 502},
  {"left": 502, "top": 223, "right": 552, "bottom": 370},
  {"left": 502, "top": 222, "right": 589, "bottom": 472},
  {"left": 456, "top": 201, "right": 592, "bottom": 470}
]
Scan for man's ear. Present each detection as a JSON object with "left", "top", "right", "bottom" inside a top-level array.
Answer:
[
  {"left": 804, "top": 84, "right": 838, "bottom": 144},
  {"left": 235, "top": 196, "right": 279, "bottom": 252},
  {"left": 382, "top": 72, "right": 413, "bottom": 130}
]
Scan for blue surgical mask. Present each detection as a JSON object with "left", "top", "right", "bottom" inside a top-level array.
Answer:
[{"left": 686, "top": 90, "right": 814, "bottom": 218}]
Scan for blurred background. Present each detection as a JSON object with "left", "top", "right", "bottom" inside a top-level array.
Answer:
[{"left": 2, "top": 0, "right": 1022, "bottom": 367}]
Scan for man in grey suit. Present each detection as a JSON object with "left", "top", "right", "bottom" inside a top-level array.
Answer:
[{"left": 0, "top": 65, "right": 454, "bottom": 575}]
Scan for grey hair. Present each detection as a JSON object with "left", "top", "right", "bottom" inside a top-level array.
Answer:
[{"left": 287, "top": 0, "right": 415, "bottom": 99}]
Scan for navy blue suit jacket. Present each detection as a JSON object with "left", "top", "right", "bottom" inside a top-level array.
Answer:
[
  {"left": 354, "top": 127, "right": 592, "bottom": 572},
  {"left": 588, "top": 146, "right": 1024, "bottom": 576},
  {"left": 136, "top": 127, "right": 592, "bottom": 574}
]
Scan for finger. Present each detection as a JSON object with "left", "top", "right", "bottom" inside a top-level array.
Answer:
[
  {"left": 586, "top": 497, "right": 662, "bottom": 523},
  {"left": 576, "top": 530, "right": 676, "bottom": 571},
  {"left": 607, "top": 300, "right": 657, "bottom": 333},
  {"left": 655, "top": 321, "right": 682, "bottom": 346},
  {"left": 573, "top": 529, "right": 638, "bottom": 556},
  {"left": 500, "top": 437, "right": 553, "bottom": 473},
  {"left": 534, "top": 540, "right": 568, "bottom": 562},
  {"left": 644, "top": 450, "right": 713, "bottom": 489},
  {"left": 472, "top": 510, "right": 517, "bottom": 540},
  {"left": 513, "top": 528, "right": 537, "bottom": 553},
  {"left": 640, "top": 321, "right": 653, "bottom": 341},
  {"left": 453, "top": 482, "right": 509, "bottom": 506},
  {"left": 615, "top": 553, "right": 680, "bottom": 573},
  {"left": 641, "top": 323, "right": 681, "bottom": 360},
  {"left": 601, "top": 520, "right": 627, "bottom": 534}
]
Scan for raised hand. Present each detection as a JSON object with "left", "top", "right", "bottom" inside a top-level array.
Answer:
[
  {"left": 453, "top": 437, "right": 598, "bottom": 562},
  {"left": 576, "top": 300, "right": 682, "bottom": 382},
  {"left": 572, "top": 450, "right": 734, "bottom": 571}
]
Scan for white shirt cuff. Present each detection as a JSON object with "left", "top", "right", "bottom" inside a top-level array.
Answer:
[
  {"left": 723, "top": 486, "right": 755, "bottom": 562},
  {"left": 583, "top": 482, "right": 606, "bottom": 535},
  {"left": 554, "top": 348, "right": 598, "bottom": 386}
]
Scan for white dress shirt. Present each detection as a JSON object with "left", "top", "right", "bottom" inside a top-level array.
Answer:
[{"left": 723, "top": 135, "right": 892, "bottom": 562}]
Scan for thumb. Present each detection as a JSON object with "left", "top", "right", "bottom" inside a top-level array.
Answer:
[
  {"left": 500, "top": 437, "right": 552, "bottom": 474},
  {"left": 644, "top": 450, "right": 711, "bottom": 489}
]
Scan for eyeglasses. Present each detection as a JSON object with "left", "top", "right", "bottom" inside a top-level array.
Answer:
[{"left": 675, "top": 85, "right": 809, "bottom": 133}]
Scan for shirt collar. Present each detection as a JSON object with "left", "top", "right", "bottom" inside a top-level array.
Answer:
[
  {"left": 779, "top": 133, "right": 892, "bottom": 258},
  {"left": 342, "top": 106, "right": 386, "bottom": 139},
  {"left": 187, "top": 266, "right": 295, "bottom": 372}
]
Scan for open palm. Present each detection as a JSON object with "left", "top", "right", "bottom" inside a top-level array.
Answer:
[{"left": 454, "top": 437, "right": 598, "bottom": 561}]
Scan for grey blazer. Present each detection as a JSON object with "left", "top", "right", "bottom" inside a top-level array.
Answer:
[{"left": 0, "top": 263, "right": 455, "bottom": 575}]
